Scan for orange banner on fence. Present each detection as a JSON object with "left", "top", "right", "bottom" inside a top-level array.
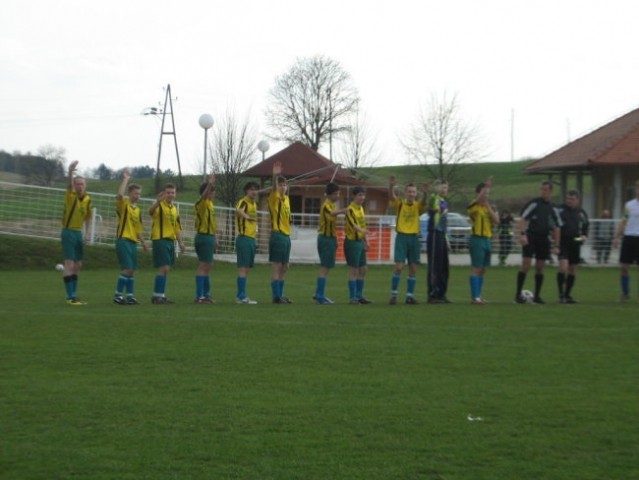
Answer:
[{"left": 335, "top": 226, "right": 392, "bottom": 261}]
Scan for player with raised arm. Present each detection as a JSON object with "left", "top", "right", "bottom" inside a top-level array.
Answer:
[
  {"left": 60, "top": 160, "right": 93, "bottom": 305},
  {"left": 388, "top": 176, "right": 429, "bottom": 305},
  {"left": 113, "top": 169, "right": 147, "bottom": 305}
]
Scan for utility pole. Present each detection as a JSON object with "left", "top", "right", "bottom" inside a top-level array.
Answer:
[{"left": 154, "top": 84, "right": 183, "bottom": 192}]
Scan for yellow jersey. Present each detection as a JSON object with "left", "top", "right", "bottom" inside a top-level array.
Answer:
[
  {"left": 268, "top": 190, "right": 291, "bottom": 236},
  {"left": 62, "top": 189, "right": 92, "bottom": 231},
  {"left": 390, "top": 197, "right": 425, "bottom": 234},
  {"left": 467, "top": 199, "right": 493, "bottom": 238},
  {"left": 194, "top": 198, "right": 216, "bottom": 235},
  {"left": 345, "top": 202, "right": 366, "bottom": 240},
  {"left": 318, "top": 199, "right": 338, "bottom": 237},
  {"left": 116, "top": 198, "right": 143, "bottom": 242},
  {"left": 236, "top": 196, "right": 258, "bottom": 238},
  {"left": 150, "top": 201, "right": 182, "bottom": 240}
]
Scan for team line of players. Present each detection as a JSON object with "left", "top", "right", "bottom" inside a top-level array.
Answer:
[{"left": 59, "top": 160, "right": 639, "bottom": 306}]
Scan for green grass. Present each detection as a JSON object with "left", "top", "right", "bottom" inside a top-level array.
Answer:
[{"left": 1, "top": 238, "right": 638, "bottom": 479}]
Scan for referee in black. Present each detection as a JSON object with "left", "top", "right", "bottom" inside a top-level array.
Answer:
[
  {"left": 515, "top": 180, "right": 562, "bottom": 304},
  {"left": 556, "top": 190, "right": 589, "bottom": 303}
]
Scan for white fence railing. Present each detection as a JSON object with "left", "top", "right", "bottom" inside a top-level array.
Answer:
[
  {"left": 0, "top": 181, "right": 396, "bottom": 264},
  {"left": 0, "top": 181, "right": 621, "bottom": 265}
]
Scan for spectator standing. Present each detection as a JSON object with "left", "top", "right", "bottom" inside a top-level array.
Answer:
[{"left": 593, "top": 209, "right": 614, "bottom": 264}]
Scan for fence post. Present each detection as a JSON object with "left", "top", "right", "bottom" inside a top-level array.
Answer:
[{"left": 89, "top": 208, "right": 98, "bottom": 244}]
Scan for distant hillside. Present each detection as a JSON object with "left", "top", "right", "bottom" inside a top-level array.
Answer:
[{"left": 358, "top": 159, "right": 542, "bottom": 212}]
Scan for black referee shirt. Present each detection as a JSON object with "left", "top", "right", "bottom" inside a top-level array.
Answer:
[{"left": 520, "top": 197, "right": 562, "bottom": 236}]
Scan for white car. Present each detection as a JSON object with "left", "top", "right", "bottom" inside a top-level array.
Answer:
[{"left": 419, "top": 212, "right": 472, "bottom": 252}]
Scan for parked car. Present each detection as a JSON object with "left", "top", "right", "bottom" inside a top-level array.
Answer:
[{"left": 419, "top": 212, "right": 472, "bottom": 253}]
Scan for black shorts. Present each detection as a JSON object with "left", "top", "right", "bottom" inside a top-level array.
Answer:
[
  {"left": 619, "top": 236, "right": 639, "bottom": 265},
  {"left": 558, "top": 237, "right": 581, "bottom": 265},
  {"left": 522, "top": 234, "right": 551, "bottom": 260}
]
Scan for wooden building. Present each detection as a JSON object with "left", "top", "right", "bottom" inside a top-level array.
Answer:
[
  {"left": 242, "top": 142, "right": 389, "bottom": 221},
  {"left": 524, "top": 107, "right": 639, "bottom": 217}
]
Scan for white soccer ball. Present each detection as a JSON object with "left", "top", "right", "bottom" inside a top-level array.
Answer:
[
  {"left": 55, "top": 263, "right": 64, "bottom": 272},
  {"left": 521, "top": 289, "right": 534, "bottom": 304}
]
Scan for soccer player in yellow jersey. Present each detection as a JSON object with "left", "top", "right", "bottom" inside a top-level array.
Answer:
[
  {"left": 388, "top": 176, "right": 429, "bottom": 305},
  {"left": 113, "top": 169, "right": 147, "bottom": 305},
  {"left": 467, "top": 176, "right": 499, "bottom": 304},
  {"left": 235, "top": 182, "right": 260, "bottom": 304},
  {"left": 344, "top": 186, "right": 372, "bottom": 304},
  {"left": 268, "top": 161, "right": 293, "bottom": 304},
  {"left": 194, "top": 174, "right": 217, "bottom": 304},
  {"left": 149, "top": 183, "right": 185, "bottom": 304},
  {"left": 61, "top": 160, "right": 93, "bottom": 305},
  {"left": 314, "top": 182, "right": 347, "bottom": 304}
]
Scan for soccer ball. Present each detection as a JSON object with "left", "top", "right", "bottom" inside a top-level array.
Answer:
[
  {"left": 521, "top": 289, "right": 534, "bottom": 304},
  {"left": 55, "top": 263, "right": 64, "bottom": 272}
]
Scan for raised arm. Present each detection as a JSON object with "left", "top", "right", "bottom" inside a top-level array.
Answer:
[
  {"left": 200, "top": 173, "right": 216, "bottom": 198},
  {"left": 389, "top": 176, "right": 398, "bottom": 202},
  {"left": 272, "top": 161, "right": 282, "bottom": 194},
  {"left": 116, "top": 169, "right": 131, "bottom": 201},
  {"left": 149, "top": 190, "right": 166, "bottom": 216},
  {"left": 67, "top": 160, "right": 79, "bottom": 190}
]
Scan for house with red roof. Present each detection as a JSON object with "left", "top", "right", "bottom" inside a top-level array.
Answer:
[
  {"left": 243, "top": 142, "right": 390, "bottom": 221},
  {"left": 525, "top": 107, "right": 639, "bottom": 217}
]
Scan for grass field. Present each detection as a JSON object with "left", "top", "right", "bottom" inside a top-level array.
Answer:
[{"left": 1, "top": 239, "right": 638, "bottom": 480}]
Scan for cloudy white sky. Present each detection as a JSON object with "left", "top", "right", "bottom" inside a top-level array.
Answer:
[{"left": 1, "top": 0, "right": 638, "bottom": 176}]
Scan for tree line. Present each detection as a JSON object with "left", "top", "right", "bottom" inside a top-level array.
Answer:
[{"left": 0, "top": 148, "right": 173, "bottom": 186}]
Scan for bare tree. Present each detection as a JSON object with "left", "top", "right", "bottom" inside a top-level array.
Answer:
[
  {"left": 402, "top": 92, "right": 484, "bottom": 182},
  {"left": 337, "top": 108, "right": 381, "bottom": 170},
  {"left": 16, "top": 145, "right": 66, "bottom": 186},
  {"left": 265, "top": 55, "right": 360, "bottom": 151},
  {"left": 209, "top": 107, "right": 258, "bottom": 208}
]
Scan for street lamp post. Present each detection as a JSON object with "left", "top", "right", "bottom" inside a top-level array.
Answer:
[
  {"left": 199, "top": 113, "right": 214, "bottom": 180},
  {"left": 257, "top": 140, "right": 270, "bottom": 161}
]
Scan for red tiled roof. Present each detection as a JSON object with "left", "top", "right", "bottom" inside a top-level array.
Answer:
[
  {"left": 243, "top": 142, "right": 336, "bottom": 177},
  {"left": 525, "top": 107, "right": 639, "bottom": 173}
]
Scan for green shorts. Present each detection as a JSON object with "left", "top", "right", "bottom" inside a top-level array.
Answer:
[
  {"left": 469, "top": 235, "right": 492, "bottom": 268},
  {"left": 195, "top": 233, "right": 215, "bottom": 263},
  {"left": 61, "top": 228, "right": 83, "bottom": 261},
  {"left": 344, "top": 238, "right": 367, "bottom": 268},
  {"left": 317, "top": 234, "right": 337, "bottom": 269},
  {"left": 152, "top": 238, "right": 176, "bottom": 268},
  {"left": 269, "top": 231, "right": 291, "bottom": 264},
  {"left": 394, "top": 232, "right": 420, "bottom": 264},
  {"left": 116, "top": 238, "right": 138, "bottom": 270},
  {"left": 236, "top": 235, "right": 256, "bottom": 268}
]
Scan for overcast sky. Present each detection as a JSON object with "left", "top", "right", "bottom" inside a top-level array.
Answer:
[{"left": 1, "top": 0, "right": 638, "bottom": 177}]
